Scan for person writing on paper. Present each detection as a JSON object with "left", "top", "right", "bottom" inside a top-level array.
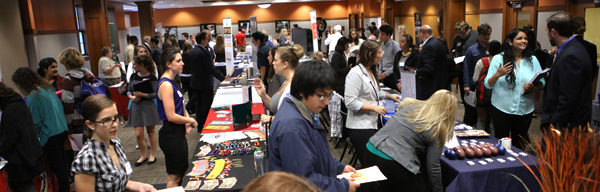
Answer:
[
  {"left": 368, "top": 90, "right": 456, "bottom": 192},
  {"left": 71, "top": 95, "right": 156, "bottom": 192},
  {"left": 485, "top": 28, "right": 544, "bottom": 150},
  {"left": 157, "top": 48, "right": 198, "bottom": 188},
  {"left": 269, "top": 60, "right": 360, "bottom": 192},
  {"left": 254, "top": 45, "right": 304, "bottom": 122},
  {"left": 345, "top": 40, "right": 401, "bottom": 169}
]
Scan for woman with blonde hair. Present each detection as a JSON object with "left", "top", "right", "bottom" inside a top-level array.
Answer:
[
  {"left": 368, "top": 89, "right": 457, "bottom": 192},
  {"left": 242, "top": 171, "right": 322, "bottom": 192},
  {"left": 278, "top": 28, "right": 291, "bottom": 46},
  {"left": 214, "top": 34, "right": 227, "bottom": 76},
  {"left": 345, "top": 40, "right": 400, "bottom": 168},
  {"left": 127, "top": 45, "right": 158, "bottom": 83},
  {"left": 253, "top": 45, "right": 304, "bottom": 120}
]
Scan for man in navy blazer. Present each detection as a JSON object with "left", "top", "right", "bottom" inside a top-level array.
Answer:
[
  {"left": 541, "top": 12, "right": 592, "bottom": 130},
  {"left": 573, "top": 16, "right": 598, "bottom": 101},
  {"left": 189, "top": 31, "right": 230, "bottom": 132},
  {"left": 415, "top": 25, "right": 449, "bottom": 100}
]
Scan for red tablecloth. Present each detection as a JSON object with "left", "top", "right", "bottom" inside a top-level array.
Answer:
[
  {"left": 108, "top": 86, "right": 130, "bottom": 120},
  {"left": 201, "top": 103, "right": 265, "bottom": 134}
]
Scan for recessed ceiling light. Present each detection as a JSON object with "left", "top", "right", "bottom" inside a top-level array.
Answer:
[
  {"left": 170, "top": 4, "right": 175, "bottom": 6},
  {"left": 258, "top": 3, "right": 271, "bottom": 8},
  {"left": 212, "top": 2, "right": 228, "bottom": 6},
  {"left": 157, "top": 1, "right": 164, "bottom": 3}
]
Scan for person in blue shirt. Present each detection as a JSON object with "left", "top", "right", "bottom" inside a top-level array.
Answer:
[
  {"left": 462, "top": 23, "right": 492, "bottom": 127},
  {"left": 12, "top": 67, "right": 70, "bottom": 192},
  {"left": 269, "top": 60, "right": 360, "bottom": 192},
  {"left": 485, "top": 28, "right": 544, "bottom": 150}
]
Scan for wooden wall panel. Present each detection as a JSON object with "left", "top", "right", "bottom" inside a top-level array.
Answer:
[
  {"left": 481, "top": 0, "right": 504, "bottom": 10},
  {"left": 466, "top": 14, "right": 480, "bottom": 29},
  {"left": 31, "top": 0, "right": 77, "bottom": 32},
  {"left": 133, "top": 1, "right": 348, "bottom": 27},
  {"left": 113, "top": 3, "right": 126, "bottom": 30},
  {"left": 539, "top": 0, "right": 565, "bottom": 7},
  {"left": 83, "top": 0, "right": 111, "bottom": 76}
]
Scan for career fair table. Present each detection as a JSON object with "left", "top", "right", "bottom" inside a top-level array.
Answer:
[
  {"left": 181, "top": 85, "right": 268, "bottom": 191},
  {"left": 441, "top": 123, "right": 542, "bottom": 192},
  {"left": 109, "top": 83, "right": 131, "bottom": 120}
]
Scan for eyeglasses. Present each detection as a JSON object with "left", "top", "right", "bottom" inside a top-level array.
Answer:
[
  {"left": 92, "top": 115, "right": 123, "bottom": 127},
  {"left": 314, "top": 92, "right": 334, "bottom": 101}
]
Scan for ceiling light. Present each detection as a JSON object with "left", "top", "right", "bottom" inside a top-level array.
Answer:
[
  {"left": 157, "top": 1, "right": 164, "bottom": 3},
  {"left": 170, "top": 4, "right": 175, "bottom": 6},
  {"left": 212, "top": 2, "right": 229, "bottom": 6},
  {"left": 258, "top": 3, "right": 271, "bottom": 8}
]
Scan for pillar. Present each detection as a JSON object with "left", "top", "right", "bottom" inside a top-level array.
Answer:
[
  {"left": 83, "top": 0, "right": 111, "bottom": 76},
  {"left": 136, "top": 1, "right": 155, "bottom": 42}
]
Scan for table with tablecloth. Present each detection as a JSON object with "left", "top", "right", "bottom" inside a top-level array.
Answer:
[
  {"left": 180, "top": 86, "right": 267, "bottom": 191},
  {"left": 441, "top": 135, "right": 542, "bottom": 192},
  {"left": 109, "top": 83, "right": 130, "bottom": 120}
]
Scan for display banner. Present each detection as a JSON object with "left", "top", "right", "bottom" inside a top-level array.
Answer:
[
  {"left": 414, "top": 12, "right": 422, "bottom": 47},
  {"left": 223, "top": 17, "right": 234, "bottom": 75},
  {"left": 310, "top": 10, "right": 318, "bottom": 53},
  {"left": 377, "top": 16, "right": 381, "bottom": 28},
  {"left": 400, "top": 70, "right": 416, "bottom": 99}
]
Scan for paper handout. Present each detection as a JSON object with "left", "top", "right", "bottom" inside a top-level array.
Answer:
[{"left": 337, "top": 166, "right": 387, "bottom": 184}]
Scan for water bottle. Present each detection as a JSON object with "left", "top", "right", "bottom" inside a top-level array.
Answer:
[{"left": 254, "top": 150, "right": 265, "bottom": 177}]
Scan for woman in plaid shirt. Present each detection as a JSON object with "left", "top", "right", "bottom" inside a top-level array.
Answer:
[{"left": 71, "top": 95, "right": 155, "bottom": 192}]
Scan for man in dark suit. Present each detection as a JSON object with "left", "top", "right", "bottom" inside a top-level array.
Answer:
[
  {"left": 178, "top": 32, "right": 189, "bottom": 49},
  {"left": 573, "top": 16, "right": 598, "bottom": 101},
  {"left": 189, "top": 31, "right": 230, "bottom": 132},
  {"left": 541, "top": 12, "right": 592, "bottom": 130},
  {"left": 414, "top": 25, "right": 449, "bottom": 100}
]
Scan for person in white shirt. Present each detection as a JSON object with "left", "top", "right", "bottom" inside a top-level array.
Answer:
[{"left": 325, "top": 25, "right": 343, "bottom": 57}]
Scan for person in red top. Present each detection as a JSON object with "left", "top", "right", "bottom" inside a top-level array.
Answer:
[{"left": 235, "top": 28, "right": 246, "bottom": 53}]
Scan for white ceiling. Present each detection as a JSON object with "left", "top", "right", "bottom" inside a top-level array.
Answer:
[{"left": 114, "top": 0, "right": 346, "bottom": 11}]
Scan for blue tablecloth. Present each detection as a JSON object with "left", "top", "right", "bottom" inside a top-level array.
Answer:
[{"left": 441, "top": 137, "right": 542, "bottom": 192}]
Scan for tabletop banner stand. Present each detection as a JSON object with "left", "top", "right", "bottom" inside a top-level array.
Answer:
[
  {"left": 223, "top": 17, "right": 235, "bottom": 76},
  {"left": 400, "top": 70, "right": 416, "bottom": 99}
]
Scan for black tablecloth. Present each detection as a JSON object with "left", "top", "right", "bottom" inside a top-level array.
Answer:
[
  {"left": 441, "top": 137, "right": 542, "bottom": 192},
  {"left": 181, "top": 138, "right": 267, "bottom": 192}
]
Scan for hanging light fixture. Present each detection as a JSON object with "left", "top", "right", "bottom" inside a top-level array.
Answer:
[{"left": 258, "top": 3, "right": 271, "bottom": 8}]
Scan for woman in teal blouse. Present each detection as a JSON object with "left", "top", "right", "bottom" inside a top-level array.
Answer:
[
  {"left": 484, "top": 28, "right": 544, "bottom": 150},
  {"left": 12, "top": 67, "right": 70, "bottom": 192}
]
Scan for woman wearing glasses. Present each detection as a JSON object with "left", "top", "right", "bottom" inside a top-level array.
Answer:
[
  {"left": 344, "top": 40, "right": 400, "bottom": 169},
  {"left": 71, "top": 94, "right": 156, "bottom": 191},
  {"left": 156, "top": 48, "right": 198, "bottom": 188}
]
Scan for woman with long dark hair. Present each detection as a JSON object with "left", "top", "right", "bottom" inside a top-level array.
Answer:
[
  {"left": 347, "top": 29, "right": 364, "bottom": 66},
  {"left": 331, "top": 37, "right": 351, "bottom": 95},
  {"left": 344, "top": 40, "right": 400, "bottom": 168},
  {"left": 157, "top": 48, "right": 198, "bottom": 188},
  {"left": 484, "top": 28, "right": 544, "bottom": 150},
  {"left": 12, "top": 67, "right": 70, "bottom": 192},
  {"left": 0, "top": 82, "right": 45, "bottom": 192},
  {"left": 214, "top": 34, "right": 227, "bottom": 77},
  {"left": 37, "top": 57, "right": 65, "bottom": 91},
  {"left": 392, "top": 34, "right": 420, "bottom": 91},
  {"left": 358, "top": 27, "right": 367, "bottom": 40}
]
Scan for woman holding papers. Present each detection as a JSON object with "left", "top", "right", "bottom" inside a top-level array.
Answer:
[
  {"left": 12, "top": 67, "right": 70, "bottom": 192},
  {"left": 344, "top": 40, "right": 400, "bottom": 169},
  {"left": 368, "top": 90, "right": 457, "bottom": 192},
  {"left": 392, "top": 34, "right": 420, "bottom": 91},
  {"left": 484, "top": 28, "right": 544, "bottom": 150},
  {"left": 125, "top": 55, "right": 161, "bottom": 166},
  {"left": 71, "top": 95, "right": 156, "bottom": 191},
  {"left": 156, "top": 48, "right": 198, "bottom": 188}
]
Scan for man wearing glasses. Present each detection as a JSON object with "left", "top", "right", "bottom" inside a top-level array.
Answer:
[{"left": 268, "top": 60, "right": 360, "bottom": 192}]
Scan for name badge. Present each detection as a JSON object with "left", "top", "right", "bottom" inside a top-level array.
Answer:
[
  {"left": 177, "top": 90, "right": 183, "bottom": 98},
  {"left": 124, "top": 162, "right": 133, "bottom": 175},
  {"left": 486, "top": 51, "right": 489, "bottom": 55},
  {"left": 457, "top": 42, "right": 462, "bottom": 47}
]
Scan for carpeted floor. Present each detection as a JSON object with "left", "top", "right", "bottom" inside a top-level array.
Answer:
[{"left": 113, "top": 86, "right": 543, "bottom": 186}]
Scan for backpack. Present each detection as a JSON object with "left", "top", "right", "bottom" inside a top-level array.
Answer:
[
  {"left": 75, "top": 76, "right": 111, "bottom": 113},
  {"left": 476, "top": 57, "right": 492, "bottom": 105}
]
